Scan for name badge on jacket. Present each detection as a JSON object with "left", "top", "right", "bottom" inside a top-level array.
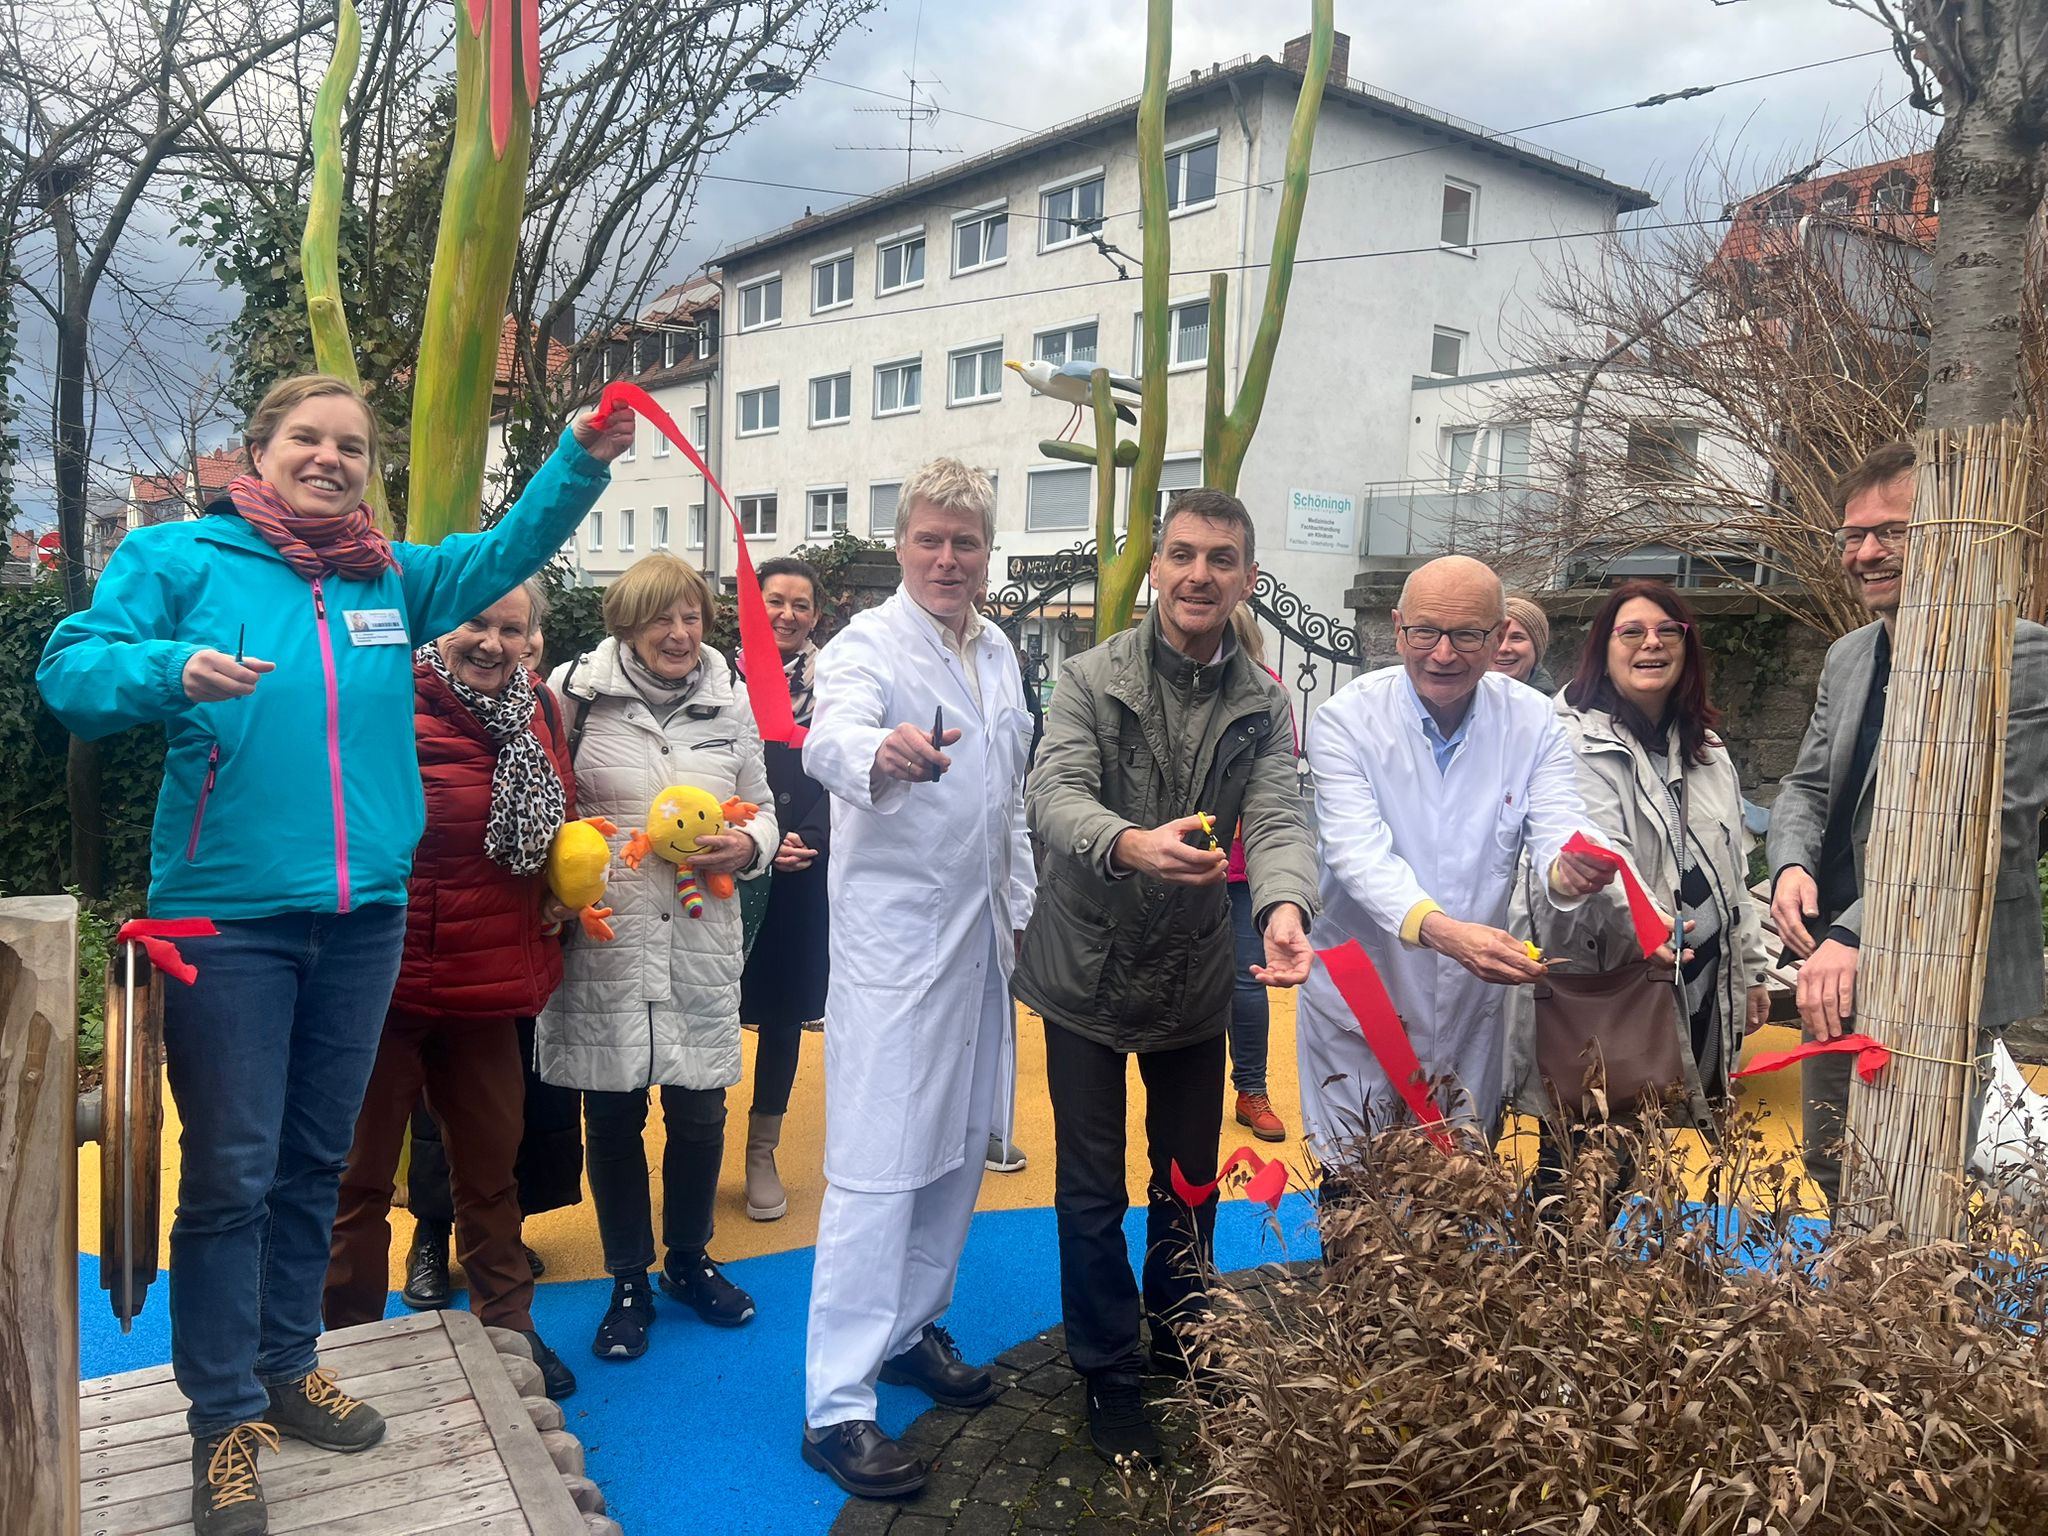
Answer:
[{"left": 344, "top": 608, "right": 408, "bottom": 646}]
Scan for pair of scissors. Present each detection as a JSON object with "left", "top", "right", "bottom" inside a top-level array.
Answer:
[{"left": 928, "top": 705, "right": 946, "bottom": 781}]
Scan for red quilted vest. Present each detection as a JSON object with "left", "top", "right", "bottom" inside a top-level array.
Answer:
[{"left": 389, "top": 658, "right": 577, "bottom": 1019}]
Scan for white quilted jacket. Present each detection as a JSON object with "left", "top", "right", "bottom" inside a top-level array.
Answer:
[{"left": 536, "top": 638, "right": 778, "bottom": 1093}]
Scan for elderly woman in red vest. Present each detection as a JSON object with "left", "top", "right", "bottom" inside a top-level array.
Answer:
[{"left": 323, "top": 577, "right": 578, "bottom": 1399}]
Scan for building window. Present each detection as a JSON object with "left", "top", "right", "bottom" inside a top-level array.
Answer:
[
  {"left": 1626, "top": 422, "right": 1701, "bottom": 484},
  {"left": 1818, "top": 181, "right": 1856, "bottom": 216},
  {"left": 870, "top": 480, "right": 902, "bottom": 537},
  {"left": 618, "top": 423, "right": 636, "bottom": 462},
  {"left": 1149, "top": 455, "right": 1203, "bottom": 530},
  {"left": 810, "top": 372, "right": 852, "bottom": 427},
  {"left": 1136, "top": 300, "right": 1210, "bottom": 371},
  {"left": 812, "top": 251, "right": 854, "bottom": 312},
  {"left": 663, "top": 329, "right": 686, "bottom": 368},
  {"left": 1430, "top": 326, "right": 1466, "bottom": 378},
  {"left": 654, "top": 417, "right": 671, "bottom": 457},
  {"left": 688, "top": 503, "right": 706, "bottom": 550},
  {"left": 738, "top": 275, "right": 781, "bottom": 330},
  {"left": 1872, "top": 167, "right": 1918, "bottom": 213},
  {"left": 585, "top": 509, "right": 603, "bottom": 550},
  {"left": 634, "top": 334, "right": 659, "bottom": 374},
  {"left": 875, "top": 358, "right": 922, "bottom": 416},
  {"left": 949, "top": 341, "right": 1004, "bottom": 405},
  {"left": 877, "top": 231, "right": 925, "bottom": 294},
  {"left": 808, "top": 487, "right": 849, "bottom": 537},
  {"left": 1035, "top": 322, "right": 1098, "bottom": 368},
  {"left": 738, "top": 494, "right": 777, "bottom": 539},
  {"left": 1444, "top": 424, "right": 1530, "bottom": 490},
  {"left": 954, "top": 205, "right": 1008, "bottom": 273},
  {"left": 689, "top": 405, "right": 708, "bottom": 449},
  {"left": 1026, "top": 466, "right": 1091, "bottom": 531},
  {"left": 1041, "top": 172, "right": 1105, "bottom": 249},
  {"left": 652, "top": 505, "right": 670, "bottom": 548},
  {"left": 1440, "top": 179, "right": 1476, "bottom": 249},
  {"left": 617, "top": 508, "right": 635, "bottom": 551},
  {"left": 737, "top": 386, "right": 780, "bottom": 436},
  {"left": 1165, "top": 136, "right": 1219, "bottom": 212},
  {"left": 698, "top": 312, "right": 718, "bottom": 356}
]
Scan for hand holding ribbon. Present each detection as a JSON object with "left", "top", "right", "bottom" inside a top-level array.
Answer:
[
  {"left": 1733, "top": 1031, "right": 1891, "bottom": 1084},
  {"left": 1560, "top": 831, "right": 1672, "bottom": 958}
]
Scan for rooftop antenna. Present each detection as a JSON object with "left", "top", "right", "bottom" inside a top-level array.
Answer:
[{"left": 834, "top": 0, "right": 960, "bottom": 176}]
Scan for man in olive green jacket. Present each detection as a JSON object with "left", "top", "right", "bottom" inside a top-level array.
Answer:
[{"left": 1013, "top": 489, "right": 1318, "bottom": 1463}]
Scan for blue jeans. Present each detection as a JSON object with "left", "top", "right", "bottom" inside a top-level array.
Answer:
[
  {"left": 1226, "top": 882, "right": 1269, "bottom": 1096},
  {"left": 161, "top": 904, "right": 406, "bottom": 1434}
]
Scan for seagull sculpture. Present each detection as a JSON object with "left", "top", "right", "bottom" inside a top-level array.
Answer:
[{"left": 1004, "top": 358, "right": 1142, "bottom": 441}]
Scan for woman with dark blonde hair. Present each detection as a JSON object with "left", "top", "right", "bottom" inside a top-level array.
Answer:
[{"left": 38, "top": 373, "right": 628, "bottom": 1535}]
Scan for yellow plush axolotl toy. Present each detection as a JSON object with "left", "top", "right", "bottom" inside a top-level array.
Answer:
[
  {"left": 622, "top": 785, "right": 760, "bottom": 919},
  {"left": 545, "top": 816, "right": 620, "bottom": 941}
]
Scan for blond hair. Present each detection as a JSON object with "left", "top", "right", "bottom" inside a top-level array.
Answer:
[
  {"left": 1228, "top": 604, "right": 1267, "bottom": 666},
  {"left": 243, "top": 374, "right": 379, "bottom": 472},
  {"left": 898, "top": 457, "right": 996, "bottom": 544},
  {"left": 603, "top": 552, "right": 716, "bottom": 638}
]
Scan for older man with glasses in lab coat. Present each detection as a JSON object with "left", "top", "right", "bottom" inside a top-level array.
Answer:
[
  {"left": 797, "top": 457, "right": 1036, "bottom": 1502},
  {"left": 1297, "top": 555, "right": 1615, "bottom": 1145}
]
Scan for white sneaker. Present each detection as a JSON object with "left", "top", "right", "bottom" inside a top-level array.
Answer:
[{"left": 986, "top": 1132, "right": 1027, "bottom": 1173}]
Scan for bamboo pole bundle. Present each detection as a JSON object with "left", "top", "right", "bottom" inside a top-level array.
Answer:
[{"left": 1843, "top": 420, "right": 2031, "bottom": 1244}]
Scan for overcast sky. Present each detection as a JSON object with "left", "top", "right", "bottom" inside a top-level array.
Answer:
[{"left": 12, "top": 0, "right": 1925, "bottom": 526}]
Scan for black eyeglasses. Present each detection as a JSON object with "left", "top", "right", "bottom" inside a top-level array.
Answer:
[
  {"left": 1613, "top": 621, "right": 1689, "bottom": 649},
  {"left": 1398, "top": 624, "right": 1497, "bottom": 654},
  {"left": 1830, "top": 523, "right": 1910, "bottom": 557}
]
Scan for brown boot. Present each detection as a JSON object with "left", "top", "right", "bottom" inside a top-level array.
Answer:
[{"left": 745, "top": 1111, "right": 787, "bottom": 1221}]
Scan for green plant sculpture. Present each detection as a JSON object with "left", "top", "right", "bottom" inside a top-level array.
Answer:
[
  {"left": 1046, "top": 0, "right": 1333, "bottom": 637},
  {"left": 301, "top": 0, "right": 539, "bottom": 545}
]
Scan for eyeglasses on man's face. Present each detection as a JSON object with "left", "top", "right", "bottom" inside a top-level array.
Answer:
[
  {"left": 1398, "top": 624, "right": 1497, "bottom": 654},
  {"left": 1612, "top": 620, "right": 1689, "bottom": 649},
  {"left": 1830, "top": 522, "right": 1910, "bottom": 557}
]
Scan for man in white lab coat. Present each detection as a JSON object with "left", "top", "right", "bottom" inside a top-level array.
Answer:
[
  {"left": 798, "top": 458, "right": 1036, "bottom": 1501},
  {"left": 1297, "top": 555, "right": 1614, "bottom": 1145}
]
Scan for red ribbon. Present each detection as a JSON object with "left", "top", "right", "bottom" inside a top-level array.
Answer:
[
  {"left": 1170, "top": 1145, "right": 1289, "bottom": 1211},
  {"left": 1318, "top": 939, "right": 1455, "bottom": 1151},
  {"left": 593, "top": 381, "right": 806, "bottom": 747},
  {"left": 1561, "top": 830, "right": 1672, "bottom": 957},
  {"left": 1733, "top": 1031, "right": 1891, "bottom": 1085},
  {"left": 114, "top": 918, "right": 219, "bottom": 986}
]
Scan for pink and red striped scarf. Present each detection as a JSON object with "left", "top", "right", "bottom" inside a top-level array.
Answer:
[{"left": 225, "top": 475, "right": 396, "bottom": 581}]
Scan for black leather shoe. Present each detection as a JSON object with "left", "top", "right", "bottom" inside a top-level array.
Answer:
[
  {"left": 400, "top": 1227, "right": 450, "bottom": 1311},
  {"left": 879, "top": 1322, "right": 1001, "bottom": 1408},
  {"left": 801, "top": 1420, "right": 927, "bottom": 1499},
  {"left": 523, "top": 1242, "right": 545, "bottom": 1279},
  {"left": 517, "top": 1328, "right": 577, "bottom": 1400}
]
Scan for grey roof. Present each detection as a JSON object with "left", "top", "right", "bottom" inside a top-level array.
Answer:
[{"left": 715, "top": 55, "right": 1656, "bottom": 268}]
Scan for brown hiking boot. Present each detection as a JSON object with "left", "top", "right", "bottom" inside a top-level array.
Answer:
[
  {"left": 191, "top": 1421, "right": 279, "bottom": 1535},
  {"left": 263, "top": 1366, "right": 386, "bottom": 1452},
  {"left": 1235, "top": 1091, "right": 1287, "bottom": 1143}
]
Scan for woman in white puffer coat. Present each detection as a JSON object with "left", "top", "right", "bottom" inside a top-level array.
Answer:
[{"left": 540, "top": 553, "right": 777, "bottom": 1362}]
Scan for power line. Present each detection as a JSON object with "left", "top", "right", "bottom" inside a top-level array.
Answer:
[{"left": 768, "top": 45, "right": 1897, "bottom": 239}]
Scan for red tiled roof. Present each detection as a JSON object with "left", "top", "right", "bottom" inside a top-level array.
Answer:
[
  {"left": 495, "top": 315, "right": 571, "bottom": 389},
  {"left": 130, "top": 445, "right": 244, "bottom": 505},
  {"left": 1717, "top": 151, "right": 1936, "bottom": 267}
]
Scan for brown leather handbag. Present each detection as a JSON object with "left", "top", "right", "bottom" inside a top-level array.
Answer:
[{"left": 1529, "top": 777, "right": 1688, "bottom": 1120}]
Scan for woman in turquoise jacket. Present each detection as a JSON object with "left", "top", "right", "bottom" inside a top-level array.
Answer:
[{"left": 38, "top": 373, "right": 630, "bottom": 1536}]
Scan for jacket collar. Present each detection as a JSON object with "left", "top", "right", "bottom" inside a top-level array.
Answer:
[
  {"left": 564, "top": 635, "right": 737, "bottom": 709},
  {"left": 1146, "top": 610, "right": 1235, "bottom": 699}
]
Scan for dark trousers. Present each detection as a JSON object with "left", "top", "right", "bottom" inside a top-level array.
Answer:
[
  {"left": 1226, "top": 882, "right": 1270, "bottom": 1096},
  {"left": 406, "top": 1017, "right": 583, "bottom": 1228},
  {"left": 325, "top": 1007, "right": 533, "bottom": 1331},
  {"left": 583, "top": 1084, "right": 727, "bottom": 1278},
  {"left": 1043, "top": 1021, "right": 1226, "bottom": 1382},
  {"left": 751, "top": 1023, "right": 803, "bottom": 1116},
  {"left": 161, "top": 905, "right": 406, "bottom": 1434}
]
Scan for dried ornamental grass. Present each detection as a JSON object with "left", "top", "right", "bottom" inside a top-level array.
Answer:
[{"left": 1185, "top": 1116, "right": 2048, "bottom": 1535}]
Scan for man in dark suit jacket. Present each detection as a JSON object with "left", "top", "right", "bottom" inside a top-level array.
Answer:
[{"left": 1766, "top": 441, "right": 2048, "bottom": 1207}]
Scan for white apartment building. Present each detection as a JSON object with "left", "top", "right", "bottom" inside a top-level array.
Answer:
[{"left": 685, "top": 30, "right": 1653, "bottom": 624}]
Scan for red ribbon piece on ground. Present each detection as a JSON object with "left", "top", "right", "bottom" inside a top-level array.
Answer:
[
  {"left": 1170, "top": 1145, "right": 1289, "bottom": 1211},
  {"left": 1317, "top": 939, "right": 1455, "bottom": 1151},
  {"left": 1561, "top": 830, "right": 1672, "bottom": 957},
  {"left": 114, "top": 918, "right": 219, "bottom": 985},
  {"left": 1733, "top": 1031, "right": 1891, "bottom": 1085},
  {"left": 593, "top": 381, "right": 807, "bottom": 747}
]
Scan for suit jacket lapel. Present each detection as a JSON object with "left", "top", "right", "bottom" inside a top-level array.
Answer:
[{"left": 1827, "top": 622, "right": 1881, "bottom": 808}]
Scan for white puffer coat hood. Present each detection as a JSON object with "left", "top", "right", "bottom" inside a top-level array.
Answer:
[{"left": 536, "top": 637, "right": 778, "bottom": 1093}]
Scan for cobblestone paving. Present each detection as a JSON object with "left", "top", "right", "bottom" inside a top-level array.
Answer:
[{"left": 827, "top": 1268, "right": 1304, "bottom": 1535}]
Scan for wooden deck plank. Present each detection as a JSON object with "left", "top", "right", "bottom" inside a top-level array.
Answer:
[
  {"left": 89, "top": 1466, "right": 520, "bottom": 1536},
  {"left": 440, "top": 1312, "right": 583, "bottom": 1536},
  {"left": 82, "top": 1325, "right": 455, "bottom": 1425},
  {"left": 85, "top": 1359, "right": 471, "bottom": 1455},
  {"left": 87, "top": 1421, "right": 497, "bottom": 1529},
  {"left": 84, "top": 1398, "right": 484, "bottom": 1482},
  {"left": 82, "top": 1312, "right": 446, "bottom": 1402}
]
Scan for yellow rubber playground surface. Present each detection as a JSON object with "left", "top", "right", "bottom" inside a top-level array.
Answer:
[{"left": 80, "top": 994, "right": 1833, "bottom": 1284}]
